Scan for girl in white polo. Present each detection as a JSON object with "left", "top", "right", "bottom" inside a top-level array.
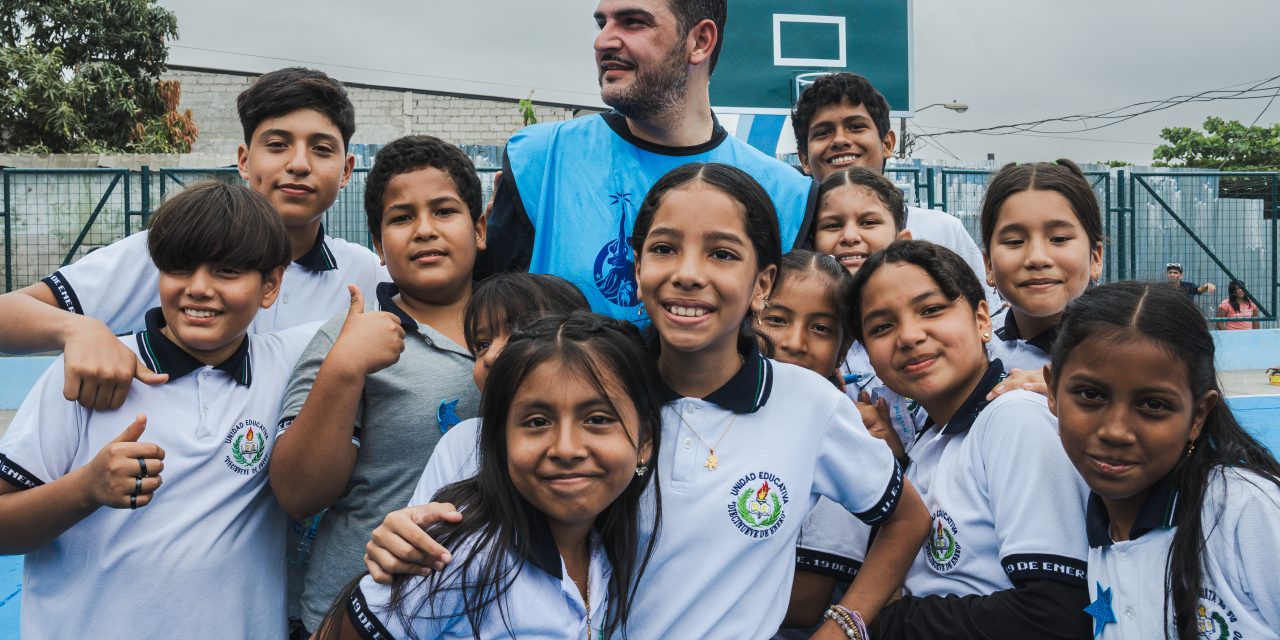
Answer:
[
  {"left": 317, "top": 313, "right": 661, "bottom": 639},
  {"left": 1048, "top": 282, "right": 1280, "bottom": 640},
  {"left": 851, "top": 240, "right": 1093, "bottom": 639},
  {"left": 980, "top": 160, "right": 1104, "bottom": 387},
  {"left": 361, "top": 163, "right": 932, "bottom": 640}
]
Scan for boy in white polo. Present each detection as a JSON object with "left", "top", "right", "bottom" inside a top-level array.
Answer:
[
  {"left": 0, "top": 67, "right": 384, "bottom": 412},
  {"left": 0, "top": 183, "right": 316, "bottom": 638}
]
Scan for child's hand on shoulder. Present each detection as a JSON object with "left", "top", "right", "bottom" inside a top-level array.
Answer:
[
  {"left": 985, "top": 367, "right": 1048, "bottom": 401},
  {"left": 332, "top": 285, "right": 406, "bottom": 376},
  {"left": 78, "top": 414, "right": 165, "bottom": 510}
]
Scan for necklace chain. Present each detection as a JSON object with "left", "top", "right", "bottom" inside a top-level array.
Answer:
[{"left": 677, "top": 407, "right": 737, "bottom": 470}]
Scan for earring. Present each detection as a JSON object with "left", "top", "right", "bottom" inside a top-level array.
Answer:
[
  {"left": 635, "top": 462, "right": 648, "bottom": 477},
  {"left": 982, "top": 332, "right": 991, "bottom": 342},
  {"left": 1185, "top": 441, "right": 1197, "bottom": 457},
  {"left": 761, "top": 298, "right": 771, "bottom": 309}
]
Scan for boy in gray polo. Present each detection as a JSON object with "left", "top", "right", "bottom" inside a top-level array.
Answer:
[{"left": 268, "top": 136, "right": 485, "bottom": 635}]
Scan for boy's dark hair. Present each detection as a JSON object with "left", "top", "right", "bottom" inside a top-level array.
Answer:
[
  {"left": 792, "top": 72, "right": 892, "bottom": 158},
  {"left": 463, "top": 273, "right": 590, "bottom": 354},
  {"left": 237, "top": 67, "right": 356, "bottom": 150},
  {"left": 980, "top": 159, "right": 1103, "bottom": 251},
  {"left": 668, "top": 0, "right": 727, "bottom": 74},
  {"left": 1050, "top": 281, "right": 1280, "bottom": 640},
  {"left": 848, "top": 240, "right": 986, "bottom": 344},
  {"left": 148, "top": 182, "right": 291, "bottom": 274},
  {"left": 363, "top": 136, "right": 483, "bottom": 241},
  {"left": 816, "top": 167, "right": 907, "bottom": 236}
]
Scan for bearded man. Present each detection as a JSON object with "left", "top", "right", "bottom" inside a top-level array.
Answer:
[{"left": 475, "top": 0, "right": 816, "bottom": 320}]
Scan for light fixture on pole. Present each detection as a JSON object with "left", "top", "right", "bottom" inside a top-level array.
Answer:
[{"left": 898, "top": 101, "right": 969, "bottom": 158}]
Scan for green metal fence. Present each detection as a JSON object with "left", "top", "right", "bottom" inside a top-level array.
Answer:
[
  {"left": 2, "top": 165, "right": 1275, "bottom": 327},
  {"left": 0, "top": 166, "right": 500, "bottom": 292}
]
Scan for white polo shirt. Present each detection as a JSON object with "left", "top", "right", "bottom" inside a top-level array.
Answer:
[
  {"left": 0, "top": 308, "right": 317, "bottom": 639},
  {"left": 628, "top": 344, "right": 903, "bottom": 639},
  {"left": 348, "top": 512, "right": 609, "bottom": 639},
  {"left": 409, "top": 417, "right": 482, "bottom": 506},
  {"left": 1085, "top": 467, "right": 1280, "bottom": 639},
  {"left": 43, "top": 226, "right": 387, "bottom": 334},
  {"left": 904, "top": 362, "right": 1089, "bottom": 598},
  {"left": 987, "top": 307, "right": 1054, "bottom": 373},
  {"left": 906, "top": 206, "right": 1002, "bottom": 311}
]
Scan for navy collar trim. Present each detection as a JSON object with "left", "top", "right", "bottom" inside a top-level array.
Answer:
[
  {"left": 922, "top": 360, "right": 1007, "bottom": 436},
  {"left": 1086, "top": 469, "right": 1183, "bottom": 548},
  {"left": 600, "top": 110, "right": 727, "bottom": 157},
  {"left": 994, "top": 309, "right": 1058, "bottom": 354},
  {"left": 519, "top": 498, "right": 565, "bottom": 579},
  {"left": 375, "top": 282, "right": 420, "bottom": 332},
  {"left": 293, "top": 225, "right": 338, "bottom": 272},
  {"left": 136, "top": 308, "right": 252, "bottom": 386},
  {"left": 656, "top": 339, "right": 773, "bottom": 414}
]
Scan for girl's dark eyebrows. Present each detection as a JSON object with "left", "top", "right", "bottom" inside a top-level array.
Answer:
[{"left": 705, "top": 230, "right": 747, "bottom": 246}]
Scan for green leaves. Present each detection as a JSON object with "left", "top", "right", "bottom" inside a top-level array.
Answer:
[
  {"left": 0, "top": 0, "right": 192, "bottom": 153},
  {"left": 1153, "top": 116, "right": 1280, "bottom": 171}
]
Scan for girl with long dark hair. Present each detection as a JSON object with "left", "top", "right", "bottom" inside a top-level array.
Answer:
[
  {"left": 317, "top": 312, "right": 662, "bottom": 639},
  {"left": 1048, "top": 281, "right": 1280, "bottom": 639}
]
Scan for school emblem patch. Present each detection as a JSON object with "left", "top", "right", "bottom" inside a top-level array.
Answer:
[
  {"left": 224, "top": 418, "right": 269, "bottom": 476},
  {"left": 1196, "top": 588, "right": 1239, "bottom": 640},
  {"left": 727, "top": 472, "right": 790, "bottom": 539},
  {"left": 592, "top": 192, "right": 640, "bottom": 309},
  {"left": 925, "top": 509, "right": 962, "bottom": 572}
]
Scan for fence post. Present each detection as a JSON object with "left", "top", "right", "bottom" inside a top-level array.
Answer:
[
  {"left": 1115, "top": 169, "right": 1126, "bottom": 280},
  {"left": 925, "top": 168, "right": 937, "bottom": 211},
  {"left": 140, "top": 166, "right": 151, "bottom": 228},
  {"left": 1272, "top": 173, "right": 1278, "bottom": 322},
  {"left": 2, "top": 170, "right": 10, "bottom": 293}
]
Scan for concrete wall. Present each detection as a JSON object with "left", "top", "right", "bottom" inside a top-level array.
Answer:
[{"left": 164, "top": 67, "right": 585, "bottom": 156}]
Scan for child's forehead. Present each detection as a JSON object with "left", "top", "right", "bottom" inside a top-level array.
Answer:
[{"left": 249, "top": 107, "right": 344, "bottom": 141}]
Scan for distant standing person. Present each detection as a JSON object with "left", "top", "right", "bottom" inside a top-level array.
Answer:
[
  {"left": 1166, "top": 262, "right": 1215, "bottom": 298},
  {"left": 1217, "top": 280, "right": 1260, "bottom": 329}
]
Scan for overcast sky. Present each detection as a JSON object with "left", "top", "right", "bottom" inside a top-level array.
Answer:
[{"left": 161, "top": 0, "right": 1279, "bottom": 165}]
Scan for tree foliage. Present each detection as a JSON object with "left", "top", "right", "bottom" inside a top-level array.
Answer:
[
  {"left": 1152, "top": 116, "right": 1280, "bottom": 171},
  {"left": 0, "top": 0, "right": 197, "bottom": 153}
]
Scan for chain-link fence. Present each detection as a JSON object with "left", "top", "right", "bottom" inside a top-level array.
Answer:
[
  {"left": 2, "top": 164, "right": 1275, "bottom": 328},
  {"left": 0, "top": 166, "right": 500, "bottom": 292}
]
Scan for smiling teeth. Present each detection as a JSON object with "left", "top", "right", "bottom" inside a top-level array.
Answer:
[
  {"left": 829, "top": 155, "right": 858, "bottom": 165},
  {"left": 667, "top": 305, "right": 708, "bottom": 317},
  {"left": 184, "top": 309, "right": 218, "bottom": 318}
]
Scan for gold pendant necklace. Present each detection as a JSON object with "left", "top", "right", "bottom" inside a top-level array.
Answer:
[{"left": 677, "top": 407, "right": 737, "bottom": 471}]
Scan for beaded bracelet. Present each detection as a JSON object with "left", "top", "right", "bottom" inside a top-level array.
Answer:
[{"left": 823, "top": 604, "right": 869, "bottom": 640}]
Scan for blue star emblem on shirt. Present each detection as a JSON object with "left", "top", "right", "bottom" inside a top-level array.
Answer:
[
  {"left": 437, "top": 398, "right": 461, "bottom": 433},
  {"left": 1084, "top": 582, "right": 1117, "bottom": 638}
]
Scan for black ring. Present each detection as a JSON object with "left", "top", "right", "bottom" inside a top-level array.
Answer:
[
  {"left": 134, "top": 476, "right": 142, "bottom": 495},
  {"left": 130, "top": 494, "right": 138, "bottom": 509},
  {"left": 137, "top": 458, "right": 148, "bottom": 478}
]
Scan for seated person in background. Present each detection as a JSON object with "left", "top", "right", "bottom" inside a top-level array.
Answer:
[{"left": 1216, "top": 279, "right": 1259, "bottom": 329}]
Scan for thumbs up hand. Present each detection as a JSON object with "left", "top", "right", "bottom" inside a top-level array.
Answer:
[
  {"left": 332, "top": 285, "right": 407, "bottom": 377},
  {"left": 82, "top": 414, "right": 165, "bottom": 509}
]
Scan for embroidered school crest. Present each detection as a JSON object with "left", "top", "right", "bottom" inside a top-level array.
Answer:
[
  {"left": 592, "top": 192, "right": 640, "bottom": 309},
  {"left": 925, "top": 509, "right": 962, "bottom": 572},
  {"left": 1196, "top": 588, "right": 1239, "bottom": 640},
  {"left": 727, "top": 472, "right": 790, "bottom": 539},
  {"left": 224, "top": 419, "right": 270, "bottom": 475}
]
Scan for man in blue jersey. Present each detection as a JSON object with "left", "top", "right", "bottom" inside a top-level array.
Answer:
[{"left": 476, "top": 0, "right": 817, "bottom": 320}]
